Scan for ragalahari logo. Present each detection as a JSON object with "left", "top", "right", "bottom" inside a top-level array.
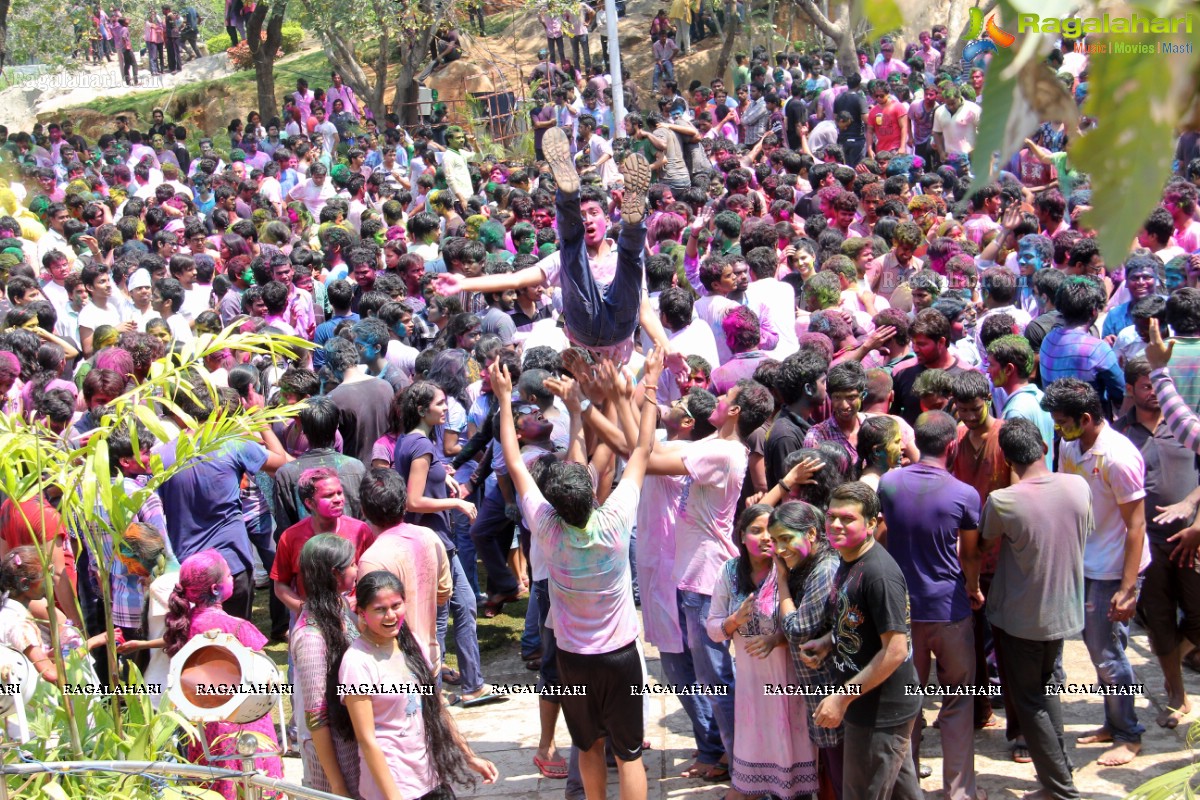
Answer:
[{"left": 963, "top": 8, "right": 1015, "bottom": 62}]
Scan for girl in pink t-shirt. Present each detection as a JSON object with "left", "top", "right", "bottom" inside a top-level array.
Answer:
[{"left": 338, "top": 570, "right": 497, "bottom": 800}]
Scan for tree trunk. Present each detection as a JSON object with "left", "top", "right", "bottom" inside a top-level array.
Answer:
[
  {"left": 714, "top": 0, "right": 739, "bottom": 84},
  {"left": 0, "top": 0, "right": 10, "bottom": 72},
  {"left": 246, "top": 0, "right": 287, "bottom": 120},
  {"left": 391, "top": 6, "right": 437, "bottom": 125},
  {"left": 945, "top": 0, "right": 994, "bottom": 64}
]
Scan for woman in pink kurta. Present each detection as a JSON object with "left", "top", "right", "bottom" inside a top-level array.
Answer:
[
  {"left": 707, "top": 505, "right": 819, "bottom": 800},
  {"left": 164, "top": 551, "right": 283, "bottom": 800}
]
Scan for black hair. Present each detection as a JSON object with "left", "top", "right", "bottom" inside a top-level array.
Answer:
[
  {"left": 826, "top": 360, "right": 866, "bottom": 396},
  {"left": 542, "top": 461, "right": 595, "bottom": 527},
  {"left": 828, "top": 480, "right": 880, "bottom": 521},
  {"left": 301, "top": 533, "right": 358, "bottom": 740},
  {"left": 1040, "top": 377, "right": 1103, "bottom": 424},
  {"left": 732, "top": 379, "right": 774, "bottom": 439},
  {"left": 951, "top": 369, "right": 992, "bottom": 405},
  {"left": 359, "top": 468, "right": 408, "bottom": 529},
  {"left": 1168, "top": 287, "right": 1200, "bottom": 336},
  {"left": 914, "top": 409, "right": 959, "bottom": 456},
  {"left": 997, "top": 416, "right": 1046, "bottom": 466},
  {"left": 1054, "top": 276, "right": 1105, "bottom": 326},
  {"left": 776, "top": 349, "right": 830, "bottom": 406},
  {"left": 299, "top": 396, "right": 341, "bottom": 450}
]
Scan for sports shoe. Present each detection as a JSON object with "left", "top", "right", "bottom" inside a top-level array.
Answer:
[
  {"left": 542, "top": 126, "right": 579, "bottom": 194},
  {"left": 619, "top": 152, "right": 651, "bottom": 226}
]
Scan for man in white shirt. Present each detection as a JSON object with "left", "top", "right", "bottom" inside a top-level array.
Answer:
[
  {"left": 287, "top": 162, "right": 335, "bottom": 217},
  {"left": 578, "top": 115, "right": 619, "bottom": 187},
  {"left": 38, "top": 203, "right": 76, "bottom": 268},
  {"left": 932, "top": 83, "right": 981, "bottom": 161},
  {"left": 1043, "top": 378, "right": 1148, "bottom": 767},
  {"left": 78, "top": 262, "right": 134, "bottom": 356},
  {"left": 744, "top": 245, "right": 799, "bottom": 358},
  {"left": 311, "top": 105, "right": 340, "bottom": 156}
]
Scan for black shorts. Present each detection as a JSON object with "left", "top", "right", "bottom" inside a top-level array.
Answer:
[
  {"left": 555, "top": 640, "right": 645, "bottom": 760},
  {"left": 1137, "top": 540, "right": 1200, "bottom": 655}
]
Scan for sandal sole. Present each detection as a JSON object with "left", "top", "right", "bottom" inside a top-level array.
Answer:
[{"left": 543, "top": 127, "right": 579, "bottom": 194}]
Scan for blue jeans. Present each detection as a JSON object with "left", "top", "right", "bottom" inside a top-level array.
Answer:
[
  {"left": 522, "top": 570, "right": 542, "bottom": 659},
  {"left": 1082, "top": 578, "right": 1145, "bottom": 744},
  {"left": 660, "top": 590, "right": 724, "bottom": 765},
  {"left": 653, "top": 61, "right": 675, "bottom": 91},
  {"left": 435, "top": 553, "right": 485, "bottom": 694},
  {"left": 453, "top": 490, "right": 481, "bottom": 598},
  {"left": 468, "top": 478, "right": 519, "bottom": 596},
  {"left": 679, "top": 589, "right": 737, "bottom": 757},
  {"left": 555, "top": 189, "right": 647, "bottom": 348}
]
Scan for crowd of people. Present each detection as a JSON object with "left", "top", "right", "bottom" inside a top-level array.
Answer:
[
  {"left": 0, "top": 15, "right": 1198, "bottom": 800},
  {"left": 73, "top": 3, "right": 206, "bottom": 85}
]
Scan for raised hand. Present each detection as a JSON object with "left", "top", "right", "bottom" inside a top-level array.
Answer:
[
  {"left": 1145, "top": 318, "right": 1174, "bottom": 371},
  {"left": 488, "top": 359, "right": 513, "bottom": 398},
  {"left": 431, "top": 273, "right": 464, "bottom": 296}
]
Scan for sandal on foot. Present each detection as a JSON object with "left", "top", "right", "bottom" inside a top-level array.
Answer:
[
  {"left": 534, "top": 754, "right": 569, "bottom": 778},
  {"left": 1012, "top": 744, "right": 1032, "bottom": 763}
]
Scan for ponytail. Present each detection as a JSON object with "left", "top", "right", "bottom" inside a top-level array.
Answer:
[{"left": 163, "top": 584, "right": 194, "bottom": 656}]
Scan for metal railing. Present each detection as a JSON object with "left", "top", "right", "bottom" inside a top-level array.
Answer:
[{"left": 0, "top": 759, "right": 349, "bottom": 800}]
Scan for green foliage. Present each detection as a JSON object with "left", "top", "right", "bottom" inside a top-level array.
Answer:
[
  {"left": 205, "top": 31, "right": 233, "bottom": 54},
  {"left": 1071, "top": 6, "right": 1200, "bottom": 273},
  {"left": 13, "top": 663, "right": 202, "bottom": 799},
  {"left": 280, "top": 22, "right": 305, "bottom": 53},
  {"left": 861, "top": 0, "right": 903, "bottom": 43},
  {"left": 0, "top": 323, "right": 311, "bottom": 787}
]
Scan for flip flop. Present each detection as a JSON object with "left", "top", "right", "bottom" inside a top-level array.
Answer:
[
  {"left": 459, "top": 688, "right": 508, "bottom": 708},
  {"left": 619, "top": 152, "right": 651, "bottom": 226},
  {"left": 543, "top": 127, "right": 579, "bottom": 194},
  {"left": 440, "top": 667, "right": 462, "bottom": 685},
  {"left": 1012, "top": 744, "right": 1032, "bottom": 763},
  {"left": 701, "top": 762, "right": 730, "bottom": 782},
  {"left": 534, "top": 754, "right": 569, "bottom": 779}
]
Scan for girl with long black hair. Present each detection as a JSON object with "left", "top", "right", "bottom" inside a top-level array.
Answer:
[
  {"left": 292, "top": 534, "right": 361, "bottom": 797},
  {"left": 337, "top": 570, "right": 498, "bottom": 800}
]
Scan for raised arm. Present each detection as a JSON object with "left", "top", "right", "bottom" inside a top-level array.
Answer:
[
  {"left": 432, "top": 263, "right": 547, "bottom": 297},
  {"left": 620, "top": 349, "right": 663, "bottom": 488},
  {"left": 489, "top": 360, "right": 536, "bottom": 498}
]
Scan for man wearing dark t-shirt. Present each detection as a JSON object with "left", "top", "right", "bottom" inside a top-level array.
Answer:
[
  {"left": 891, "top": 308, "right": 976, "bottom": 425},
  {"left": 879, "top": 411, "right": 983, "bottom": 798},
  {"left": 833, "top": 72, "right": 869, "bottom": 166},
  {"left": 801, "top": 482, "right": 922, "bottom": 800},
  {"left": 784, "top": 81, "right": 808, "bottom": 151}
]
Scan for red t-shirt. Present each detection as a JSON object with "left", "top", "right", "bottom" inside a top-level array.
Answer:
[
  {"left": 867, "top": 100, "right": 907, "bottom": 152},
  {"left": 272, "top": 516, "right": 376, "bottom": 599},
  {"left": 0, "top": 497, "right": 77, "bottom": 588}
]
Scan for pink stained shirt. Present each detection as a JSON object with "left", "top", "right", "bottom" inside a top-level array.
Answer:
[
  {"left": 636, "top": 470, "right": 688, "bottom": 652},
  {"left": 522, "top": 480, "right": 642, "bottom": 655},
  {"left": 673, "top": 437, "right": 749, "bottom": 595},
  {"left": 357, "top": 522, "right": 452, "bottom": 667},
  {"left": 338, "top": 638, "right": 439, "bottom": 800}
]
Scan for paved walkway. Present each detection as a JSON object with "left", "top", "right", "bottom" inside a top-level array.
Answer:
[{"left": 282, "top": 615, "right": 1195, "bottom": 798}]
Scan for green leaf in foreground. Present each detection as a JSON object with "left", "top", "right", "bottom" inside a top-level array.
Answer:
[{"left": 1072, "top": 22, "right": 1200, "bottom": 270}]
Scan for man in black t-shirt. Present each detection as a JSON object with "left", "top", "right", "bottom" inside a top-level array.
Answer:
[
  {"left": 800, "top": 482, "right": 923, "bottom": 800},
  {"left": 784, "top": 81, "right": 808, "bottom": 151},
  {"left": 833, "top": 72, "right": 869, "bottom": 166}
]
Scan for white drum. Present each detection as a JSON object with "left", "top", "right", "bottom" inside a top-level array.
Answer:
[
  {"left": 0, "top": 645, "right": 38, "bottom": 718},
  {"left": 166, "top": 630, "right": 283, "bottom": 724}
]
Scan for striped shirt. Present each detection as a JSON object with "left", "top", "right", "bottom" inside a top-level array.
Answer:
[
  {"left": 1038, "top": 326, "right": 1124, "bottom": 408},
  {"left": 781, "top": 550, "right": 842, "bottom": 748},
  {"left": 1152, "top": 367, "right": 1200, "bottom": 453}
]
